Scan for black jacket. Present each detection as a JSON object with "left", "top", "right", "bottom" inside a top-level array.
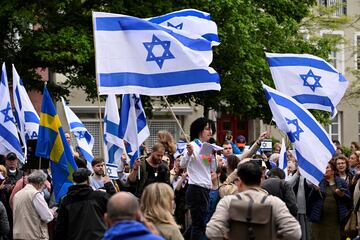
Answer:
[
  {"left": 262, "top": 177, "right": 298, "bottom": 217},
  {"left": 54, "top": 184, "right": 110, "bottom": 240}
]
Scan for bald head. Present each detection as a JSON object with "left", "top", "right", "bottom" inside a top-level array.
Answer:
[{"left": 106, "top": 192, "right": 140, "bottom": 224}]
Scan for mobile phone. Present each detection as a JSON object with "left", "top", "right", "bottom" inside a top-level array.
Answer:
[{"left": 225, "top": 131, "right": 232, "bottom": 140}]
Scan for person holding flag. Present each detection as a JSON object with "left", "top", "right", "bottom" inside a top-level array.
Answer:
[
  {"left": 128, "top": 143, "right": 170, "bottom": 198},
  {"left": 180, "top": 117, "right": 217, "bottom": 240}
]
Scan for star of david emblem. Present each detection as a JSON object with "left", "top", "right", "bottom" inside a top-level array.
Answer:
[
  {"left": 107, "top": 166, "right": 112, "bottom": 175},
  {"left": 299, "top": 69, "right": 322, "bottom": 92},
  {"left": 74, "top": 131, "right": 86, "bottom": 140},
  {"left": 31, "top": 131, "right": 38, "bottom": 138},
  {"left": 143, "top": 34, "right": 175, "bottom": 69},
  {"left": 167, "top": 22, "right": 183, "bottom": 30},
  {"left": 1, "top": 103, "right": 15, "bottom": 123},
  {"left": 285, "top": 118, "right": 304, "bottom": 142}
]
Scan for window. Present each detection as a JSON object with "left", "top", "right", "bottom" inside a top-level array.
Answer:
[
  {"left": 147, "top": 120, "right": 179, "bottom": 147},
  {"left": 82, "top": 120, "right": 103, "bottom": 156},
  {"left": 318, "top": 0, "right": 347, "bottom": 16},
  {"left": 324, "top": 111, "right": 342, "bottom": 143},
  {"left": 320, "top": 30, "right": 345, "bottom": 73},
  {"left": 355, "top": 33, "right": 360, "bottom": 70}
]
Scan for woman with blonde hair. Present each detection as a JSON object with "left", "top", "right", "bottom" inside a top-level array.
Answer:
[{"left": 141, "top": 183, "right": 184, "bottom": 240}]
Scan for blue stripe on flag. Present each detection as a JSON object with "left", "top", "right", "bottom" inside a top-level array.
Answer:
[
  {"left": 108, "top": 145, "right": 119, "bottom": 164},
  {"left": 15, "top": 87, "right": 22, "bottom": 110},
  {"left": 95, "top": 17, "right": 212, "bottom": 51},
  {"left": 24, "top": 111, "right": 40, "bottom": 123},
  {"left": 119, "top": 95, "right": 130, "bottom": 138},
  {"left": 295, "top": 149, "right": 324, "bottom": 182},
  {"left": 283, "top": 152, "right": 287, "bottom": 169},
  {"left": 106, "top": 120, "right": 120, "bottom": 137},
  {"left": 130, "top": 150, "right": 139, "bottom": 168},
  {"left": 202, "top": 33, "right": 219, "bottom": 43},
  {"left": 137, "top": 112, "right": 147, "bottom": 133},
  {"left": 99, "top": 70, "right": 219, "bottom": 88},
  {"left": 96, "top": 17, "right": 155, "bottom": 31},
  {"left": 69, "top": 122, "right": 85, "bottom": 129},
  {"left": 293, "top": 95, "right": 335, "bottom": 112},
  {"left": 78, "top": 146, "right": 94, "bottom": 162},
  {"left": 0, "top": 124, "right": 23, "bottom": 154},
  {"left": 148, "top": 10, "right": 211, "bottom": 24},
  {"left": 84, "top": 132, "right": 93, "bottom": 145},
  {"left": 265, "top": 89, "right": 336, "bottom": 156},
  {"left": 266, "top": 57, "right": 337, "bottom": 73}
]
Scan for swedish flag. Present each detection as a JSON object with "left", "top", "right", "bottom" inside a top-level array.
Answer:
[{"left": 36, "top": 86, "right": 78, "bottom": 202}]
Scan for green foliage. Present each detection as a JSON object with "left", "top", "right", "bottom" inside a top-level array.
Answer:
[
  {"left": 0, "top": 0, "right": 335, "bottom": 121},
  {"left": 342, "top": 146, "right": 352, "bottom": 157}
]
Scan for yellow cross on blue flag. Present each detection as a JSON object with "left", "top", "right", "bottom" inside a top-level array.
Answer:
[{"left": 35, "top": 86, "right": 78, "bottom": 202}]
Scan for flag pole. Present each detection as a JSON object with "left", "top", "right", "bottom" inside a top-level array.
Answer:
[
  {"left": 92, "top": 12, "right": 116, "bottom": 186},
  {"left": 163, "top": 96, "right": 190, "bottom": 143},
  {"left": 39, "top": 81, "right": 48, "bottom": 169},
  {"left": 92, "top": 11, "right": 105, "bottom": 155}
]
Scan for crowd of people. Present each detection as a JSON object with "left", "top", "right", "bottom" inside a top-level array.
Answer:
[{"left": 0, "top": 117, "right": 360, "bottom": 240}]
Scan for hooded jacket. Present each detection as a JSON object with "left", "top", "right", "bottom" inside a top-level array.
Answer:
[
  {"left": 103, "top": 221, "right": 164, "bottom": 240},
  {"left": 54, "top": 184, "right": 110, "bottom": 240}
]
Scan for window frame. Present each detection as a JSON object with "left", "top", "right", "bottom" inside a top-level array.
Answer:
[{"left": 320, "top": 30, "right": 345, "bottom": 73}]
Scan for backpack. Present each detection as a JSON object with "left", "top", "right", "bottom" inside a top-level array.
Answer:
[{"left": 229, "top": 193, "right": 274, "bottom": 240}]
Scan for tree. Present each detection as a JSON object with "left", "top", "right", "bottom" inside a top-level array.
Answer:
[{"left": 0, "top": 0, "right": 334, "bottom": 122}]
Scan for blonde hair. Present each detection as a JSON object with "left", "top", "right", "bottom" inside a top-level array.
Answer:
[
  {"left": 0, "top": 165, "right": 7, "bottom": 178},
  {"left": 140, "top": 183, "right": 177, "bottom": 226},
  {"left": 157, "top": 131, "right": 176, "bottom": 155}
]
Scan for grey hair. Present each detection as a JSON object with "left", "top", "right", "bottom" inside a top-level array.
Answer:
[{"left": 27, "top": 170, "right": 47, "bottom": 185}]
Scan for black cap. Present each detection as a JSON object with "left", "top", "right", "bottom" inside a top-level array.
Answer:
[
  {"left": 6, "top": 152, "right": 18, "bottom": 161},
  {"left": 72, "top": 168, "right": 92, "bottom": 184}
]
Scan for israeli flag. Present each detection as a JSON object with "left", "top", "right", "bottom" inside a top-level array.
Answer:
[
  {"left": 174, "top": 139, "right": 187, "bottom": 158},
  {"left": 105, "top": 163, "right": 119, "bottom": 180},
  {"left": 263, "top": 84, "right": 336, "bottom": 185},
  {"left": 146, "top": 9, "right": 220, "bottom": 46},
  {"left": 93, "top": 12, "right": 220, "bottom": 96},
  {"left": 0, "top": 63, "right": 24, "bottom": 162},
  {"left": 278, "top": 138, "right": 287, "bottom": 170},
  {"left": 119, "top": 94, "right": 150, "bottom": 167},
  {"left": 266, "top": 53, "right": 348, "bottom": 118},
  {"left": 61, "top": 98, "right": 94, "bottom": 164},
  {"left": 12, "top": 65, "right": 40, "bottom": 151},
  {"left": 104, "top": 94, "right": 126, "bottom": 170}
]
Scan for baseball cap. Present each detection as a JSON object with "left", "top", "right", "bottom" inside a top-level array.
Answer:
[
  {"left": 72, "top": 168, "right": 92, "bottom": 184},
  {"left": 6, "top": 152, "right": 18, "bottom": 161},
  {"left": 236, "top": 135, "right": 246, "bottom": 143}
]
